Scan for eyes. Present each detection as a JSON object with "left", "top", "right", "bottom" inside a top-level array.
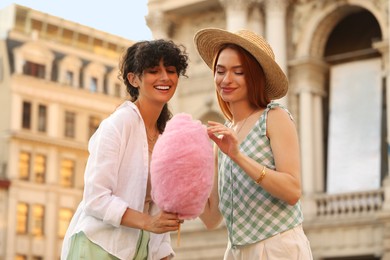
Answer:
[
  {"left": 216, "top": 70, "right": 244, "bottom": 75},
  {"left": 215, "top": 65, "right": 244, "bottom": 76}
]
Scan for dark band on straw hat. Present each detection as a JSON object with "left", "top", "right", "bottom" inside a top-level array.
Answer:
[{"left": 194, "top": 28, "right": 288, "bottom": 100}]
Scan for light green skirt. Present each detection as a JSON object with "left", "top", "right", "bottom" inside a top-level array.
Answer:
[{"left": 67, "top": 231, "right": 150, "bottom": 260}]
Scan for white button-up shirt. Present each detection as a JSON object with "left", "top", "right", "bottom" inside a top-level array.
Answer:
[{"left": 61, "top": 101, "right": 174, "bottom": 260}]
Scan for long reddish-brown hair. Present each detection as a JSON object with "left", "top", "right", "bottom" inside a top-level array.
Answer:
[{"left": 212, "top": 44, "right": 270, "bottom": 121}]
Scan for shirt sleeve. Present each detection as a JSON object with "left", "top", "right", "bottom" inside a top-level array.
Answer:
[{"left": 82, "top": 112, "right": 129, "bottom": 227}]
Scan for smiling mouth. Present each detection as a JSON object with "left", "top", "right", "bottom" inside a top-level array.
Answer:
[
  {"left": 221, "top": 87, "right": 235, "bottom": 92},
  {"left": 155, "top": 86, "right": 170, "bottom": 90}
]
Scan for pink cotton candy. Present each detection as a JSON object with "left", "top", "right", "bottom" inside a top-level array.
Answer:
[{"left": 150, "top": 113, "right": 214, "bottom": 219}]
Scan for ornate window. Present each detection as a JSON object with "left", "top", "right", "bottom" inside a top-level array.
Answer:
[
  {"left": 59, "top": 56, "right": 82, "bottom": 87},
  {"left": 33, "top": 154, "right": 46, "bottom": 184},
  {"left": 13, "top": 42, "right": 54, "bottom": 81},
  {"left": 60, "top": 159, "right": 75, "bottom": 188},
  {"left": 19, "top": 151, "right": 31, "bottom": 180},
  {"left": 37, "top": 104, "right": 47, "bottom": 132},
  {"left": 64, "top": 111, "right": 76, "bottom": 138},
  {"left": 58, "top": 208, "right": 73, "bottom": 238},
  {"left": 22, "top": 101, "right": 32, "bottom": 129},
  {"left": 31, "top": 204, "right": 44, "bottom": 237},
  {"left": 16, "top": 203, "right": 28, "bottom": 234},
  {"left": 23, "top": 61, "right": 45, "bottom": 78},
  {"left": 82, "top": 62, "right": 106, "bottom": 93},
  {"left": 90, "top": 77, "right": 98, "bottom": 93},
  {"left": 65, "top": 70, "right": 74, "bottom": 86}
]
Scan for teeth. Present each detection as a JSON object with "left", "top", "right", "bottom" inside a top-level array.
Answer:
[{"left": 155, "top": 86, "right": 170, "bottom": 90}]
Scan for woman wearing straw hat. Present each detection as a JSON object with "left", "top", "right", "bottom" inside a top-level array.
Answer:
[{"left": 194, "top": 28, "right": 313, "bottom": 259}]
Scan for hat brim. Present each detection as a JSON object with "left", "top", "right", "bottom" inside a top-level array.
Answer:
[{"left": 194, "top": 28, "right": 288, "bottom": 100}]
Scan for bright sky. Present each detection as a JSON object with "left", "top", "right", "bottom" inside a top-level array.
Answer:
[{"left": 0, "top": 0, "right": 153, "bottom": 41}]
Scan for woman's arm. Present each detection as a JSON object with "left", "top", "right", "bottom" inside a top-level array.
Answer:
[
  {"left": 232, "top": 108, "right": 301, "bottom": 204},
  {"left": 199, "top": 144, "right": 223, "bottom": 229},
  {"left": 207, "top": 108, "right": 302, "bottom": 205},
  {"left": 121, "top": 209, "right": 181, "bottom": 234}
]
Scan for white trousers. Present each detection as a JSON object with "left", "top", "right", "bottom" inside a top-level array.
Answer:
[{"left": 224, "top": 224, "right": 313, "bottom": 260}]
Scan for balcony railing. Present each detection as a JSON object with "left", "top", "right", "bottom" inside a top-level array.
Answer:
[{"left": 314, "top": 189, "right": 384, "bottom": 218}]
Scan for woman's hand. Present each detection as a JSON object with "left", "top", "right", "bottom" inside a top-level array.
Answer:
[
  {"left": 143, "top": 211, "right": 182, "bottom": 234},
  {"left": 207, "top": 121, "right": 240, "bottom": 160}
]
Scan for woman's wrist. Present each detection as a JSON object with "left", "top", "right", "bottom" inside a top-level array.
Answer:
[
  {"left": 121, "top": 208, "right": 148, "bottom": 230},
  {"left": 230, "top": 150, "right": 243, "bottom": 163}
]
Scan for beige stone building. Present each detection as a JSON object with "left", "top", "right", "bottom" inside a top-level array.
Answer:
[
  {"left": 1, "top": 0, "right": 390, "bottom": 259},
  {"left": 145, "top": 0, "right": 390, "bottom": 259},
  {"left": 0, "top": 4, "right": 130, "bottom": 259}
]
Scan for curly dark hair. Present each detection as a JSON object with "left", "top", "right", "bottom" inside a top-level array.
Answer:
[{"left": 119, "top": 39, "right": 189, "bottom": 133}]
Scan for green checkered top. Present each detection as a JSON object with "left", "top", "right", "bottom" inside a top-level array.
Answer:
[{"left": 218, "top": 102, "right": 304, "bottom": 246}]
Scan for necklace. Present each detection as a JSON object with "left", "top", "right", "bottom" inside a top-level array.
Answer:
[
  {"left": 147, "top": 130, "right": 158, "bottom": 143},
  {"left": 232, "top": 109, "right": 257, "bottom": 135},
  {"left": 146, "top": 128, "right": 159, "bottom": 154}
]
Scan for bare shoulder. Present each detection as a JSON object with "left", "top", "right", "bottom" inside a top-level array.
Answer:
[
  {"left": 267, "top": 106, "right": 293, "bottom": 122},
  {"left": 266, "top": 107, "right": 296, "bottom": 137}
]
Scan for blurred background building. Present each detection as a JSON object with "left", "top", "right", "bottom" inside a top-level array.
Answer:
[
  {"left": 0, "top": 4, "right": 129, "bottom": 259},
  {"left": 0, "top": 0, "right": 390, "bottom": 259}
]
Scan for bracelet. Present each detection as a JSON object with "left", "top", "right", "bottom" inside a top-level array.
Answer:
[{"left": 255, "top": 165, "right": 266, "bottom": 184}]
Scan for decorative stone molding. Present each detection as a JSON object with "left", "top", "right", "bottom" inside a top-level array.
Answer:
[
  {"left": 373, "top": 40, "right": 389, "bottom": 71},
  {"left": 263, "top": 0, "right": 290, "bottom": 12},
  {"left": 219, "top": 0, "right": 255, "bottom": 30},
  {"left": 146, "top": 11, "right": 175, "bottom": 39},
  {"left": 292, "top": 0, "right": 386, "bottom": 58},
  {"left": 247, "top": 5, "right": 264, "bottom": 35},
  {"left": 58, "top": 55, "right": 82, "bottom": 88},
  {"left": 289, "top": 57, "right": 329, "bottom": 96},
  {"left": 13, "top": 41, "right": 54, "bottom": 81},
  {"left": 219, "top": 0, "right": 255, "bottom": 9},
  {"left": 82, "top": 62, "right": 106, "bottom": 93}
]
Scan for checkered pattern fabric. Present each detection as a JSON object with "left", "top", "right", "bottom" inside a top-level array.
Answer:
[{"left": 218, "top": 102, "right": 304, "bottom": 246}]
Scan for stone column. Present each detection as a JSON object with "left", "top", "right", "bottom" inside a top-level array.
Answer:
[
  {"left": 373, "top": 40, "right": 390, "bottom": 179},
  {"left": 263, "top": 0, "right": 289, "bottom": 106},
  {"left": 248, "top": 4, "right": 264, "bottom": 36},
  {"left": 312, "top": 94, "right": 325, "bottom": 192},
  {"left": 382, "top": 4, "right": 390, "bottom": 257},
  {"left": 289, "top": 57, "right": 328, "bottom": 220},
  {"left": 298, "top": 89, "right": 317, "bottom": 221},
  {"left": 145, "top": 11, "right": 172, "bottom": 40},
  {"left": 382, "top": 219, "right": 390, "bottom": 260},
  {"left": 219, "top": 0, "right": 253, "bottom": 31},
  {"left": 373, "top": 43, "right": 390, "bottom": 260}
]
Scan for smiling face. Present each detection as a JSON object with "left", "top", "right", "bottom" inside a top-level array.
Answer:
[
  {"left": 130, "top": 59, "right": 179, "bottom": 105},
  {"left": 212, "top": 44, "right": 268, "bottom": 120},
  {"left": 214, "top": 47, "right": 249, "bottom": 106},
  {"left": 120, "top": 39, "right": 188, "bottom": 103}
]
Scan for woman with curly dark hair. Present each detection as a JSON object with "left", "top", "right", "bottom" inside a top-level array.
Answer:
[{"left": 61, "top": 39, "right": 189, "bottom": 260}]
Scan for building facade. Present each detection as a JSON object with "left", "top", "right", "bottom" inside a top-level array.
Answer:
[
  {"left": 0, "top": 4, "right": 130, "bottom": 259},
  {"left": 146, "top": 0, "right": 390, "bottom": 259}
]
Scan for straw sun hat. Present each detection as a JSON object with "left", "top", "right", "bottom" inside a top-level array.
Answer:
[{"left": 194, "top": 28, "right": 288, "bottom": 100}]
